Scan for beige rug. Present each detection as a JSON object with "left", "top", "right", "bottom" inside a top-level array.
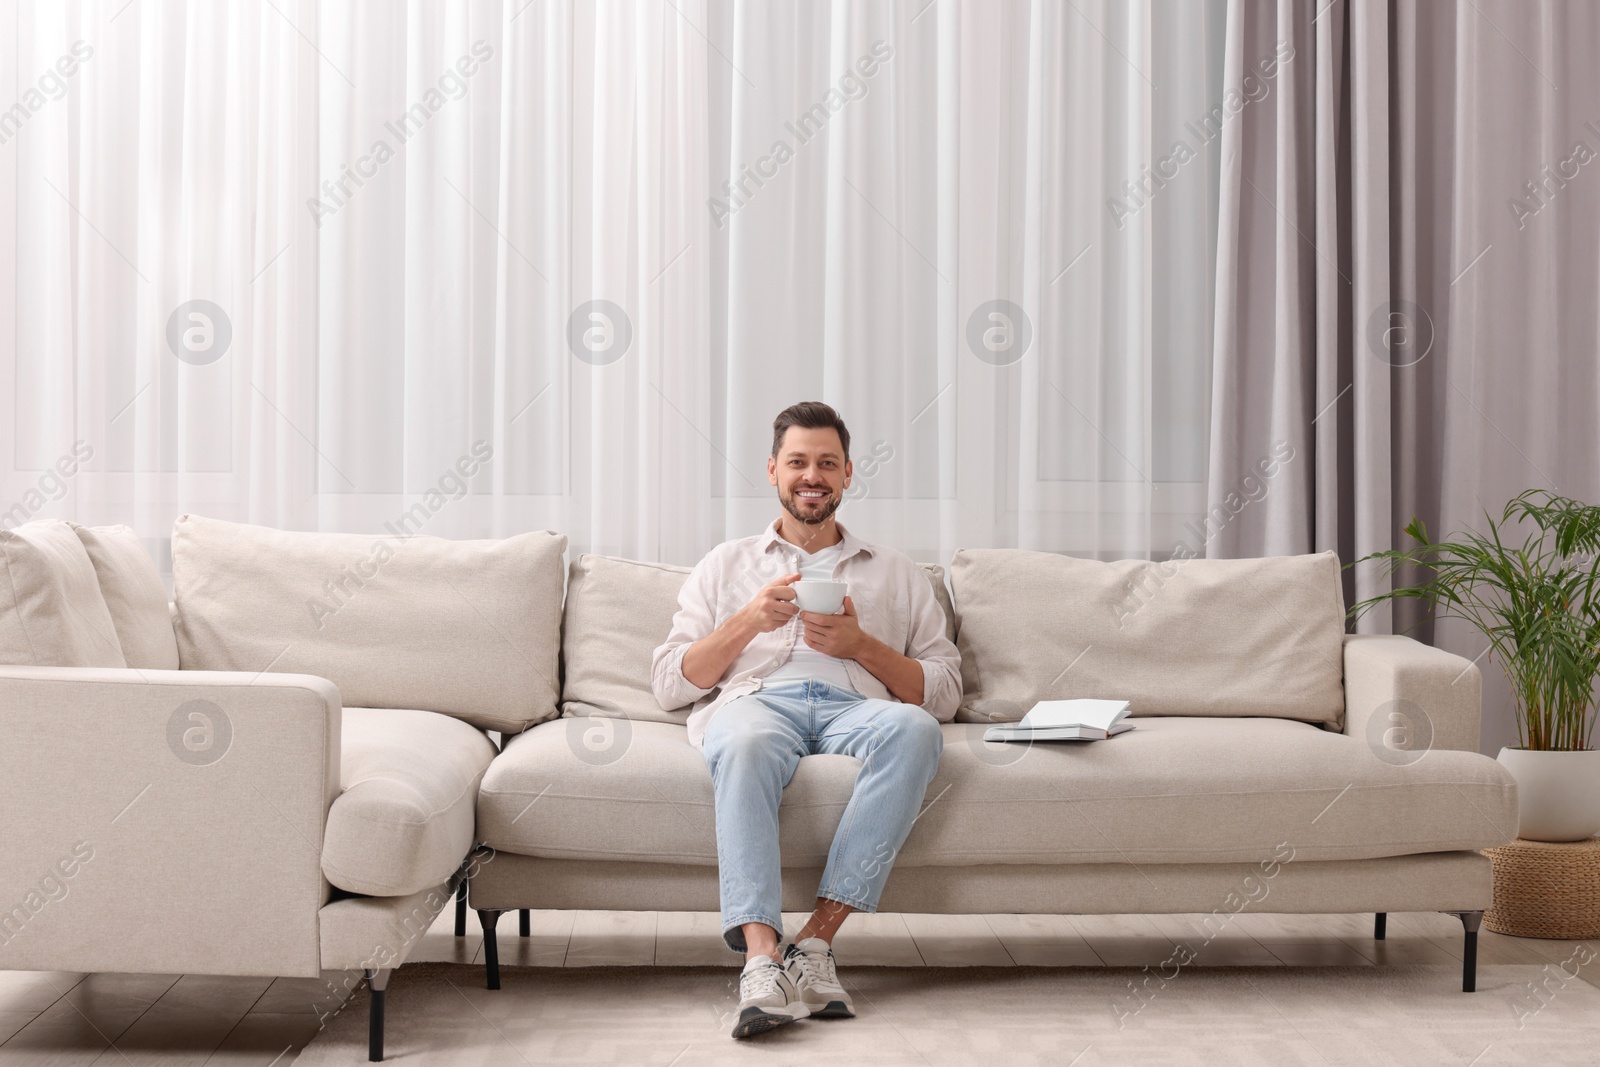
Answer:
[{"left": 293, "top": 962, "right": 1600, "bottom": 1066}]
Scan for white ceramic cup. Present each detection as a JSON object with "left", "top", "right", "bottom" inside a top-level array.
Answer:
[{"left": 792, "top": 579, "right": 848, "bottom": 615}]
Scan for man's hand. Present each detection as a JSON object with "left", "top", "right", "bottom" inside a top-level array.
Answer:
[
  {"left": 732, "top": 572, "right": 803, "bottom": 636},
  {"left": 681, "top": 573, "right": 804, "bottom": 690},
  {"left": 799, "top": 595, "right": 870, "bottom": 660}
]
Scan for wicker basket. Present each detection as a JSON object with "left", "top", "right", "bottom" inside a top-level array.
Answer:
[{"left": 1483, "top": 837, "right": 1600, "bottom": 939}]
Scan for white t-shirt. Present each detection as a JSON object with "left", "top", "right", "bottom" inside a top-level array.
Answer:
[{"left": 763, "top": 541, "right": 857, "bottom": 690}]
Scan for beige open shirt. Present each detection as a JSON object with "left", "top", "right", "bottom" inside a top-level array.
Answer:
[{"left": 651, "top": 519, "right": 964, "bottom": 748}]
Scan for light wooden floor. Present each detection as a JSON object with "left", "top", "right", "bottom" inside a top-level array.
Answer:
[{"left": 1, "top": 908, "right": 1595, "bottom": 1064}]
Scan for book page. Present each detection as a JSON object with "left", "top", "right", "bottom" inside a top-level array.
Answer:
[{"left": 1020, "top": 698, "right": 1130, "bottom": 731}]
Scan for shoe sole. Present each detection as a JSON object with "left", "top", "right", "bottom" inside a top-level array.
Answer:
[{"left": 732, "top": 1005, "right": 809, "bottom": 1039}]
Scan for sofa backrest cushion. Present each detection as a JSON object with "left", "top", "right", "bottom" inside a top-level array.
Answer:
[
  {"left": 0, "top": 520, "right": 126, "bottom": 667},
  {"left": 72, "top": 524, "right": 181, "bottom": 670},
  {"left": 172, "top": 515, "right": 566, "bottom": 733},
  {"left": 950, "top": 549, "right": 1346, "bottom": 726},
  {"left": 561, "top": 554, "right": 692, "bottom": 724},
  {"left": 560, "top": 552, "right": 957, "bottom": 723}
]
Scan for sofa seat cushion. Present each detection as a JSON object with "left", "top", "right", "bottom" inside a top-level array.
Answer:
[
  {"left": 476, "top": 717, "right": 1517, "bottom": 868},
  {"left": 323, "top": 707, "right": 497, "bottom": 897}
]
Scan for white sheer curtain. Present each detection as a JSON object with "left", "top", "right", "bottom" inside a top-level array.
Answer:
[{"left": 3, "top": 0, "right": 1223, "bottom": 571}]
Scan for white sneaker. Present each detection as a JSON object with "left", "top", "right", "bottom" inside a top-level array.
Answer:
[
  {"left": 732, "top": 955, "right": 810, "bottom": 1038},
  {"left": 784, "top": 937, "right": 856, "bottom": 1018}
]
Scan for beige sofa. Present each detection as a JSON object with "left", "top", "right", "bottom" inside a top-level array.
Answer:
[
  {"left": 1, "top": 517, "right": 1519, "bottom": 1061},
  {"left": 0, "top": 516, "right": 566, "bottom": 1061},
  {"left": 468, "top": 548, "right": 1519, "bottom": 998}
]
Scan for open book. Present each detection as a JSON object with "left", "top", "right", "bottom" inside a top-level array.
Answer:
[{"left": 982, "top": 698, "right": 1133, "bottom": 742}]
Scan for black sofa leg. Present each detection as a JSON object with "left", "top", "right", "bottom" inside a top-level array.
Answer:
[
  {"left": 364, "top": 967, "right": 390, "bottom": 1061},
  {"left": 455, "top": 879, "right": 468, "bottom": 937},
  {"left": 520, "top": 909, "right": 530, "bottom": 937},
  {"left": 1444, "top": 910, "right": 1483, "bottom": 992},
  {"left": 1374, "top": 912, "right": 1386, "bottom": 940},
  {"left": 479, "top": 909, "right": 504, "bottom": 990}
]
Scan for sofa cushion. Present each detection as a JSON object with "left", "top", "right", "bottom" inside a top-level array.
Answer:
[
  {"left": 560, "top": 555, "right": 694, "bottom": 725},
  {"left": 323, "top": 707, "right": 497, "bottom": 897},
  {"left": 71, "top": 524, "right": 180, "bottom": 670},
  {"left": 559, "top": 552, "right": 955, "bottom": 722},
  {"left": 476, "top": 716, "right": 1516, "bottom": 867},
  {"left": 171, "top": 515, "right": 567, "bottom": 732},
  {"left": 0, "top": 520, "right": 125, "bottom": 667},
  {"left": 951, "top": 549, "right": 1347, "bottom": 726}
]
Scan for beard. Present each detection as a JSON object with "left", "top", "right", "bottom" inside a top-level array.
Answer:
[{"left": 781, "top": 484, "right": 842, "bottom": 526}]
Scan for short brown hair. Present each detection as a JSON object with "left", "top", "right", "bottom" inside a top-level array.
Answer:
[{"left": 771, "top": 401, "right": 851, "bottom": 462}]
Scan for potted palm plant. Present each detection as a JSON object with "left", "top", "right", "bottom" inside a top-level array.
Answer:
[{"left": 1352, "top": 490, "right": 1600, "bottom": 842}]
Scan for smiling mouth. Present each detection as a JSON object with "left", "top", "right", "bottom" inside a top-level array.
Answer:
[{"left": 795, "top": 488, "right": 829, "bottom": 500}]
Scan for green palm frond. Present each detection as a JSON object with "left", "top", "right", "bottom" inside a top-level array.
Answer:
[{"left": 1350, "top": 490, "right": 1600, "bottom": 751}]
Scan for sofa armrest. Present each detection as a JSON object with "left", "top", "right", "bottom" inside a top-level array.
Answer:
[
  {"left": 0, "top": 665, "right": 341, "bottom": 978},
  {"left": 1342, "top": 634, "right": 1482, "bottom": 754}
]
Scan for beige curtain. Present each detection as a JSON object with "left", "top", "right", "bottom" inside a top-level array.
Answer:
[
  {"left": 1207, "top": 0, "right": 1600, "bottom": 753},
  {"left": 1206, "top": 0, "right": 1400, "bottom": 627},
  {"left": 1436, "top": 1, "right": 1600, "bottom": 755}
]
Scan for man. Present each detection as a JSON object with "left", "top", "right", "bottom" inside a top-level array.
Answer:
[{"left": 651, "top": 401, "right": 961, "bottom": 1039}]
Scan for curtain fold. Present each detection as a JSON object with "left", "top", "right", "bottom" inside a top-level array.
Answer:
[
  {"left": 1206, "top": 0, "right": 1399, "bottom": 630},
  {"left": 1435, "top": 0, "right": 1600, "bottom": 755}
]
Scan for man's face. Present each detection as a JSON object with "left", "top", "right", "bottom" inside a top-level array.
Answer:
[{"left": 769, "top": 426, "right": 852, "bottom": 527}]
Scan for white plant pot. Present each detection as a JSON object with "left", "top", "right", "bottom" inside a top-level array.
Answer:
[{"left": 1496, "top": 747, "right": 1600, "bottom": 842}]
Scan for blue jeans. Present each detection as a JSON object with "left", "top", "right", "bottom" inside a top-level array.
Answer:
[{"left": 701, "top": 679, "right": 944, "bottom": 952}]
